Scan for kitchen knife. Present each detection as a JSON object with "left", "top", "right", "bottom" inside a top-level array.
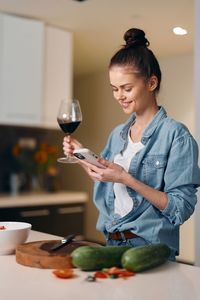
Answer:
[{"left": 50, "top": 234, "right": 75, "bottom": 251}]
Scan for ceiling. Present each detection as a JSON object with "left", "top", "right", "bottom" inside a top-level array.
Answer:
[{"left": 0, "top": 0, "right": 194, "bottom": 77}]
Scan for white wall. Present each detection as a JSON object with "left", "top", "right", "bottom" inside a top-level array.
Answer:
[
  {"left": 159, "top": 54, "right": 195, "bottom": 263},
  {"left": 194, "top": 0, "right": 200, "bottom": 266},
  {"left": 159, "top": 54, "right": 194, "bottom": 133}
]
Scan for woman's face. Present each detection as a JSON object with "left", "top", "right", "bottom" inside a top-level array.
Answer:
[{"left": 109, "top": 65, "right": 157, "bottom": 115}]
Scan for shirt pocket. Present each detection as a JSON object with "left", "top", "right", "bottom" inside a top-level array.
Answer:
[{"left": 142, "top": 154, "right": 167, "bottom": 188}]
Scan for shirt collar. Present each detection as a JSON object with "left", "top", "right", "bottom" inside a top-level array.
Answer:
[{"left": 120, "top": 106, "right": 167, "bottom": 141}]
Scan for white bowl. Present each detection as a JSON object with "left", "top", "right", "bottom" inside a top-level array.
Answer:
[{"left": 0, "top": 221, "right": 32, "bottom": 255}]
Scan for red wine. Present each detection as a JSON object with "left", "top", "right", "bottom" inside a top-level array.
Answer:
[{"left": 57, "top": 119, "right": 81, "bottom": 134}]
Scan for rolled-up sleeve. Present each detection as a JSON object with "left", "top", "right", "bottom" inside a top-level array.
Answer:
[
  {"left": 162, "top": 185, "right": 197, "bottom": 225},
  {"left": 162, "top": 133, "right": 200, "bottom": 225}
]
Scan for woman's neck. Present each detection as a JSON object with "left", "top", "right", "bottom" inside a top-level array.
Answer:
[
  {"left": 135, "top": 103, "right": 159, "bottom": 127},
  {"left": 130, "top": 104, "right": 159, "bottom": 143}
]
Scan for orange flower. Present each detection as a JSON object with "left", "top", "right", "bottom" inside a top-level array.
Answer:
[
  {"left": 47, "top": 146, "right": 59, "bottom": 155},
  {"left": 39, "top": 143, "right": 48, "bottom": 151},
  {"left": 11, "top": 142, "right": 58, "bottom": 179},
  {"left": 34, "top": 150, "right": 48, "bottom": 164},
  {"left": 47, "top": 166, "right": 57, "bottom": 176},
  {"left": 12, "top": 144, "right": 21, "bottom": 156}
]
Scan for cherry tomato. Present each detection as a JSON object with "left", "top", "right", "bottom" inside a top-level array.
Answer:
[
  {"left": 94, "top": 271, "right": 109, "bottom": 279},
  {"left": 107, "top": 267, "right": 123, "bottom": 275},
  {"left": 52, "top": 268, "right": 74, "bottom": 279},
  {"left": 118, "top": 270, "right": 135, "bottom": 278},
  {"left": 106, "top": 267, "right": 135, "bottom": 278}
]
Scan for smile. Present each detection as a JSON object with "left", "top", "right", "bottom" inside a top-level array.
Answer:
[{"left": 120, "top": 101, "right": 133, "bottom": 108}]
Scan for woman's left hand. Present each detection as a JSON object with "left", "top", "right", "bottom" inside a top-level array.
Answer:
[{"left": 80, "top": 158, "right": 127, "bottom": 183}]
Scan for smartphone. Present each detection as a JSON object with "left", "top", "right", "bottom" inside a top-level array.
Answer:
[{"left": 73, "top": 148, "right": 106, "bottom": 168}]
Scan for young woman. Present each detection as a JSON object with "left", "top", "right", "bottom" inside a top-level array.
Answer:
[{"left": 63, "top": 28, "right": 200, "bottom": 260}]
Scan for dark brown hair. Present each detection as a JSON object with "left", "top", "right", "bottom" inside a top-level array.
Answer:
[{"left": 109, "top": 28, "right": 161, "bottom": 94}]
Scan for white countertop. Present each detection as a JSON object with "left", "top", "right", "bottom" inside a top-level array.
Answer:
[
  {"left": 0, "top": 230, "right": 200, "bottom": 300},
  {"left": 0, "top": 191, "right": 88, "bottom": 208}
]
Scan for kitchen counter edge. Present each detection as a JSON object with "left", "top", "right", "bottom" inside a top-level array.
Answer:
[{"left": 0, "top": 191, "right": 88, "bottom": 208}]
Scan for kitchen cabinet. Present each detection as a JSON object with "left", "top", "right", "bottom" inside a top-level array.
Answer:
[
  {"left": 0, "top": 203, "right": 85, "bottom": 238},
  {"left": 0, "top": 13, "right": 73, "bottom": 128},
  {"left": 43, "top": 26, "right": 73, "bottom": 128},
  {"left": 0, "top": 13, "right": 44, "bottom": 126},
  {"left": 0, "top": 191, "right": 87, "bottom": 237}
]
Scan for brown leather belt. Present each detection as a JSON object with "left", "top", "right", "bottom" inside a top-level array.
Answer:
[{"left": 108, "top": 230, "right": 138, "bottom": 240}]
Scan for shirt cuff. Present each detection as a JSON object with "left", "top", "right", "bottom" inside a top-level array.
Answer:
[{"left": 161, "top": 194, "right": 176, "bottom": 223}]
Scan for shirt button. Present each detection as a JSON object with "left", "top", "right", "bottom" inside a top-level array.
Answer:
[
  {"left": 106, "top": 223, "right": 111, "bottom": 229},
  {"left": 142, "top": 138, "right": 147, "bottom": 143},
  {"left": 155, "top": 160, "right": 160, "bottom": 166}
]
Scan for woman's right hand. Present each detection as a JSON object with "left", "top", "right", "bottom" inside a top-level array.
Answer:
[
  {"left": 63, "top": 136, "right": 98, "bottom": 181},
  {"left": 63, "top": 136, "right": 83, "bottom": 157}
]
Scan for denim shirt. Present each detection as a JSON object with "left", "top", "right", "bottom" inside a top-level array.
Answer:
[{"left": 93, "top": 106, "right": 200, "bottom": 256}]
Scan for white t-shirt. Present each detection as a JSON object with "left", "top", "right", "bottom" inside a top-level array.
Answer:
[{"left": 113, "top": 133, "right": 144, "bottom": 217}]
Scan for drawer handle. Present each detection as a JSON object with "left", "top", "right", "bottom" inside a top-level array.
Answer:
[
  {"left": 20, "top": 209, "right": 50, "bottom": 217},
  {"left": 57, "top": 206, "right": 84, "bottom": 214}
]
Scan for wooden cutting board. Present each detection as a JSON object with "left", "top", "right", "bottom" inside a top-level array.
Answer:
[{"left": 16, "top": 240, "right": 101, "bottom": 269}]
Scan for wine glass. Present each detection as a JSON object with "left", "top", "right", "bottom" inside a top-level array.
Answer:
[{"left": 57, "top": 99, "right": 82, "bottom": 163}]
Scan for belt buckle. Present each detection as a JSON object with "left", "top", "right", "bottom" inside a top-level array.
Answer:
[{"left": 118, "top": 231, "right": 126, "bottom": 241}]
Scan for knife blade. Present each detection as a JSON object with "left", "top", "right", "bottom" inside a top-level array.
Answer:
[{"left": 50, "top": 234, "right": 76, "bottom": 251}]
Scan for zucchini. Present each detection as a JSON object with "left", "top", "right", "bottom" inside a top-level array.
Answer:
[
  {"left": 121, "top": 243, "right": 171, "bottom": 272},
  {"left": 71, "top": 245, "right": 131, "bottom": 271}
]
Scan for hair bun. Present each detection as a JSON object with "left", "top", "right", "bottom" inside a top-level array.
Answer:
[{"left": 124, "top": 28, "right": 150, "bottom": 48}]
